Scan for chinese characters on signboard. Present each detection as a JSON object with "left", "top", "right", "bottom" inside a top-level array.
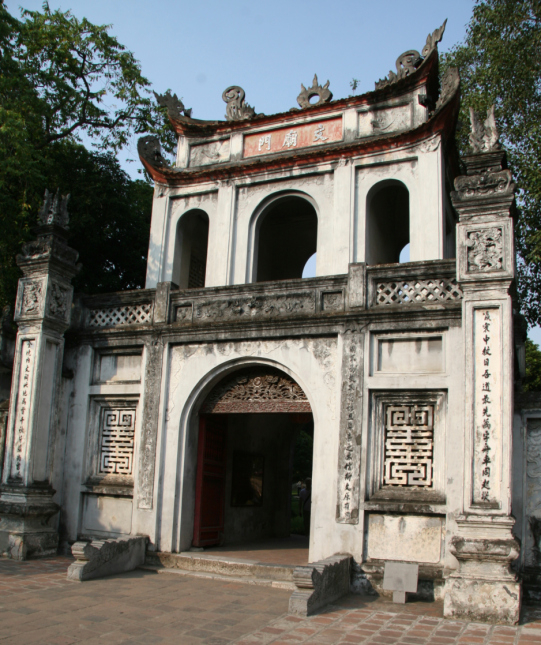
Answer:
[{"left": 246, "top": 117, "right": 342, "bottom": 159}]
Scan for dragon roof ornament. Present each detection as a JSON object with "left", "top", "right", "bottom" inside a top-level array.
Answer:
[
  {"left": 469, "top": 105, "right": 501, "bottom": 153},
  {"left": 38, "top": 189, "right": 70, "bottom": 229},
  {"left": 154, "top": 90, "right": 192, "bottom": 120},
  {"left": 222, "top": 86, "right": 258, "bottom": 121},
  {"left": 375, "top": 19, "right": 447, "bottom": 91}
]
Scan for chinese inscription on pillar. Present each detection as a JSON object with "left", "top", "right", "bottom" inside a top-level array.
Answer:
[
  {"left": 10, "top": 340, "right": 36, "bottom": 479},
  {"left": 473, "top": 307, "right": 501, "bottom": 505},
  {"left": 336, "top": 330, "right": 363, "bottom": 524}
]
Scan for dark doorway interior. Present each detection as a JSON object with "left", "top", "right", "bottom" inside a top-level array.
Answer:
[{"left": 193, "top": 412, "right": 313, "bottom": 548}]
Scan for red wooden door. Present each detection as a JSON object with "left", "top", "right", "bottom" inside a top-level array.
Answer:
[{"left": 193, "top": 414, "right": 227, "bottom": 547}]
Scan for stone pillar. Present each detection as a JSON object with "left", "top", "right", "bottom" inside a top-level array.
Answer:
[
  {"left": 0, "top": 190, "right": 79, "bottom": 559},
  {"left": 443, "top": 107, "right": 521, "bottom": 623}
]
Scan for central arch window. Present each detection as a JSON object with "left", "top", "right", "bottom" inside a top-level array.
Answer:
[
  {"left": 254, "top": 196, "right": 318, "bottom": 282},
  {"left": 366, "top": 180, "right": 409, "bottom": 265}
]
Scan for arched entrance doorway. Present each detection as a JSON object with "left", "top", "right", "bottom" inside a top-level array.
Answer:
[{"left": 192, "top": 367, "right": 314, "bottom": 550}]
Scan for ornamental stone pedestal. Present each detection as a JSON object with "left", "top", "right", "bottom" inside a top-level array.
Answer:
[
  {"left": 0, "top": 191, "right": 78, "bottom": 560},
  {"left": 443, "top": 109, "right": 521, "bottom": 623}
]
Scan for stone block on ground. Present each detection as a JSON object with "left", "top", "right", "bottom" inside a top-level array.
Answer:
[
  {"left": 67, "top": 535, "right": 148, "bottom": 581},
  {"left": 289, "top": 554, "right": 351, "bottom": 616}
]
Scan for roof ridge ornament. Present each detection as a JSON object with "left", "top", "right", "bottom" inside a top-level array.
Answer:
[
  {"left": 154, "top": 90, "right": 193, "bottom": 119},
  {"left": 222, "top": 86, "right": 257, "bottom": 121},
  {"left": 137, "top": 136, "right": 171, "bottom": 170},
  {"left": 469, "top": 105, "right": 501, "bottom": 153},
  {"left": 375, "top": 19, "right": 447, "bottom": 90},
  {"left": 297, "top": 74, "right": 333, "bottom": 109},
  {"left": 38, "top": 189, "right": 70, "bottom": 229}
]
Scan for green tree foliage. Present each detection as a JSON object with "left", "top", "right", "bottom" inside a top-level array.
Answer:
[
  {"left": 441, "top": 0, "right": 541, "bottom": 326},
  {"left": 524, "top": 339, "right": 541, "bottom": 392},
  {"left": 46, "top": 143, "right": 152, "bottom": 294},
  {"left": 0, "top": 1, "right": 174, "bottom": 308}
]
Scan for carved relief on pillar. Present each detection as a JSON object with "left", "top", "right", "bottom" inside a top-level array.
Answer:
[
  {"left": 466, "top": 227, "right": 503, "bottom": 273},
  {"left": 453, "top": 170, "right": 514, "bottom": 202},
  {"left": 457, "top": 219, "right": 513, "bottom": 283},
  {"left": 15, "top": 279, "right": 45, "bottom": 320},
  {"left": 336, "top": 328, "right": 363, "bottom": 524},
  {"left": 47, "top": 281, "right": 72, "bottom": 322}
]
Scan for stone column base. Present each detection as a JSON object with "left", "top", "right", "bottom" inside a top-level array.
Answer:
[
  {"left": 443, "top": 516, "right": 521, "bottom": 625},
  {"left": 444, "top": 576, "right": 521, "bottom": 624},
  {"left": 0, "top": 485, "right": 59, "bottom": 560}
]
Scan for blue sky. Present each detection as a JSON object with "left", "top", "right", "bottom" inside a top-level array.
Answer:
[{"left": 10, "top": 1, "right": 540, "bottom": 344}]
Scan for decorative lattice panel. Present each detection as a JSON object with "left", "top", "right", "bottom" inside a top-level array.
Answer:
[
  {"left": 87, "top": 304, "right": 152, "bottom": 328},
  {"left": 384, "top": 404, "right": 434, "bottom": 487},
  {"left": 375, "top": 278, "right": 462, "bottom": 306},
  {"left": 99, "top": 409, "right": 136, "bottom": 475}
]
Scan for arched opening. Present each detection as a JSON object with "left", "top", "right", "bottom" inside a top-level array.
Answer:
[
  {"left": 254, "top": 196, "right": 317, "bottom": 282},
  {"left": 192, "top": 366, "right": 313, "bottom": 562},
  {"left": 302, "top": 252, "right": 317, "bottom": 278},
  {"left": 172, "top": 209, "right": 209, "bottom": 288},
  {"left": 366, "top": 180, "right": 409, "bottom": 265}
]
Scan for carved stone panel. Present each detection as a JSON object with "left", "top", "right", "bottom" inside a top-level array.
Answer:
[
  {"left": 358, "top": 104, "right": 412, "bottom": 139},
  {"left": 15, "top": 279, "right": 45, "bottom": 321},
  {"left": 192, "top": 292, "right": 316, "bottom": 323},
  {"left": 99, "top": 408, "right": 136, "bottom": 476},
  {"left": 201, "top": 368, "right": 311, "bottom": 414},
  {"left": 368, "top": 391, "right": 446, "bottom": 501},
  {"left": 46, "top": 281, "right": 72, "bottom": 323},
  {"left": 336, "top": 329, "right": 363, "bottom": 524},
  {"left": 457, "top": 220, "right": 513, "bottom": 283},
  {"left": 86, "top": 398, "right": 138, "bottom": 488},
  {"left": 189, "top": 139, "right": 231, "bottom": 168},
  {"left": 383, "top": 404, "right": 434, "bottom": 487}
]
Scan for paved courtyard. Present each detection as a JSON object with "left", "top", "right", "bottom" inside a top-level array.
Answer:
[{"left": 1, "top": 557, "right": 541, "bottom": 645}]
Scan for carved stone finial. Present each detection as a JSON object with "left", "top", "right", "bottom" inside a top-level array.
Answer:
[
  {"left": 375, "top": 20, "right": 447, "bottom": 90},
  {"left": 153, "top": 90, "right": 193, "bottom": 119},
  {"left": 469, "top": 105, "right": 501, "bottom": 153},
  {"left": 38, "top": 189, "right": 70, "bottom": 229},
  {"left": 137, "top": 136, "right": 171, "bottom": 170},
  {"left": 297, "top": 75, "right": 333, "bottom": 109},
  {"left": 421, "top": 19, "right": 447, "bottom": 58},
  {"left": 222, "top": 86, "right": 256, "bottom": 121}
]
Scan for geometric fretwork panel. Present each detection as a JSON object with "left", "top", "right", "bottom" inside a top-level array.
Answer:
[
  {"left": 99, "top": 409, "right": 136, "bottom": 475},
  {"left": 384, "top": 404, "right": 434, "bottom": 487},
  {"left": 87, "top": 304, "right": 153, "bottom": 328},
  {"left": 375, "top": 278, "right": 462, "bottom": 306}
]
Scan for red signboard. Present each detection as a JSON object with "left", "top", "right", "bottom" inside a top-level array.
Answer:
[{"left": 244, "top": 117, "right": 343, "bottom": 159}]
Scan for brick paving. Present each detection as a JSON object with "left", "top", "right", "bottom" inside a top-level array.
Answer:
[{"left": 1, "top": 557, "right": 541, "bottom": 645}]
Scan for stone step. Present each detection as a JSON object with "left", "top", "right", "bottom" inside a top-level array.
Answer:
[{"left": 144, "top": 550, "right": 297, "bottom": 588}]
